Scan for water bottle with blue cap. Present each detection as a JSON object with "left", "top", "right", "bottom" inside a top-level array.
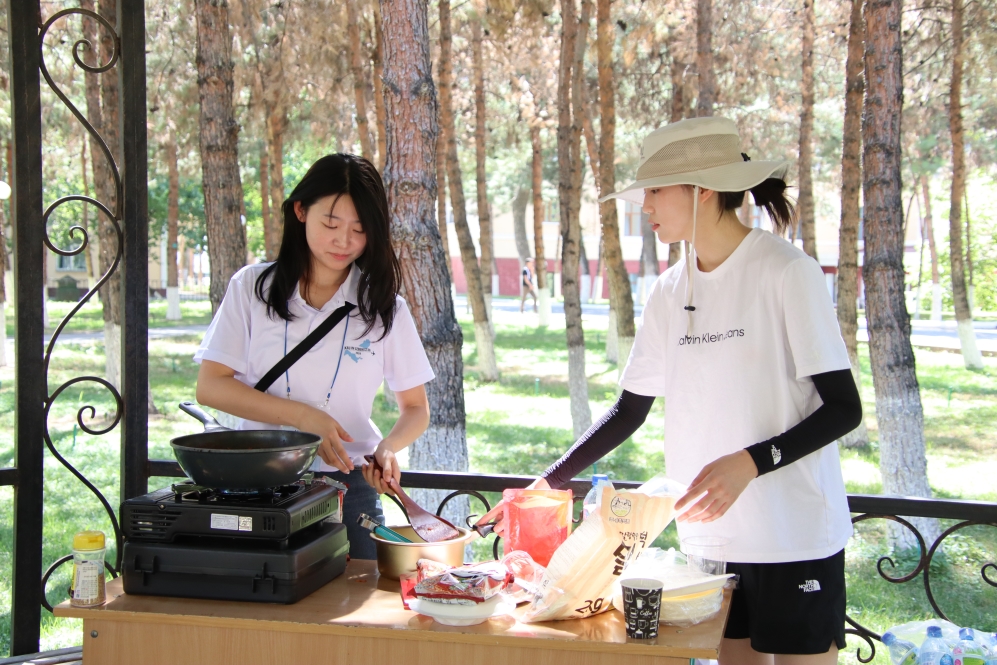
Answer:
[
  {"left": 583, "top": 474, "right": 611, "bottom": 519},
  {"left": 952, "top": 627, "right": 987, "bottom": 665},
  {"left": 920, "top": 625, "right": 953, "bottom": 665},
  {"left": 883, "top": 631, "right": 919, "bottom": 665}
]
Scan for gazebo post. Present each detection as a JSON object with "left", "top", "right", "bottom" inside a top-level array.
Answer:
[
  {"left": 117, "top": 0, "right": 150, "bottom": 501},
  {"left": 7, "top": 0, "right": 45, "bottom": 655}
]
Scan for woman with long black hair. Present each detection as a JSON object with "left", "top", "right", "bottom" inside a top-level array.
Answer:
[{"left": 195, "top": 154, "right": 435, "bottom": 559}]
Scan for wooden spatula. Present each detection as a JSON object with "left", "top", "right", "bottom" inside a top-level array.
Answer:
[{"left": 363, "top": 455, "right": 461, "bottom": 543}]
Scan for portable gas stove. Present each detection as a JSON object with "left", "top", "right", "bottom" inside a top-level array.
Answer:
[
  {"left": 120, "top": 476, "right": 350, "bottom": 604},
  {"left": 122, "top": 476, "right": 345, "bottom": 543}
]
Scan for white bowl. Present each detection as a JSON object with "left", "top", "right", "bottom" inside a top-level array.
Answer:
[{"left": 408, "top": 594, "right": 516, "bottom": 626}]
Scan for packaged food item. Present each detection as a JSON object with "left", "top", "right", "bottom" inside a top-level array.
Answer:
[
  {"left": 500, "top": 550, "right": 546, "bottom": 604},
  {"left": 521, "top": 475, "right": 683, "bottom": 623},
  {"left": 70, "top": 530, "right": 107, "bottom": 608},
  {"left": 414, "top": 560, "right": 513, "bottom": 605},
  {"left": 416, "top": 558, "right": 451, "bottom": 580},
  {"left": 502, "top": 489, "right": 573, "bottom": 567}
]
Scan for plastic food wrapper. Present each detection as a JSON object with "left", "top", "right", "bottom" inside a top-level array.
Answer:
[
  {"left": 416, "top": 558, "right": 451, "bottom": 580},
  {"left": 414, "top": 560, "right": 514, "bottom": 605},
  {"left": 520, "top": 475, "right": 684, "bottom": 623},
  {"left": 502, "top": 489, "right": 573, "bottom": 567},
  {"left": 500, "top": 550, "right": 547, "bottom": 604}
]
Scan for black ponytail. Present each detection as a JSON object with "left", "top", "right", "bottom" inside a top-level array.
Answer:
[{"left": 715, "top": 178, "right": 797, "bottom": 235}]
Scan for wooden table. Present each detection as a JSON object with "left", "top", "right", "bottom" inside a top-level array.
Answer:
[{"left": 56, "top": 561, "right": 730, "bottom": 665}]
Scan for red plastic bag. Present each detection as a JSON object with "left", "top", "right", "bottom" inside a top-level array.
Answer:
[{"left": 502, "top": 489, "right": 573, "bottom": 567}]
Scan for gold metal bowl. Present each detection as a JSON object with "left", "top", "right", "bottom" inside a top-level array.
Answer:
[{"left": 371, "top": 526, "right": 473, "bottom": 580}]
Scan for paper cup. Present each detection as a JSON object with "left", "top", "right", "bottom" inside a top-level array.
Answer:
[{"left": 621, "top": 578, "right": 663, "bottom": 640}]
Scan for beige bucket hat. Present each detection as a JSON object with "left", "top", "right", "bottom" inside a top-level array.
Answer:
[{"left": 600, "top": 116, "right": 790, "bottom": 204}]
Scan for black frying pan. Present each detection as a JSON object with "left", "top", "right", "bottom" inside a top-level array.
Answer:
[{"left": 171, "top": 402, "right": 323, "bottom": 490}]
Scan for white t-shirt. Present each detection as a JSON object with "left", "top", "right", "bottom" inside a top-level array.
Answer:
[
  {"left": 620, "top": 229, "right": 853, "bottom": 564},
  {"left": 194, "top": 263, "right": 435, "bottom": 470}
]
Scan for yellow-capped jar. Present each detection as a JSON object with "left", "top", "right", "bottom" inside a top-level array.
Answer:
[{"left": 70, "top": 530, "right": 106, "bottom": 607}]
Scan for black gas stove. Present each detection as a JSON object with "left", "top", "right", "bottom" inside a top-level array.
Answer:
[
  {"left": 120, "top": 477, "right": 350, "bottom": 604},
  {"left": 122, "top": 477, "right": 344, "bottom": 543}
]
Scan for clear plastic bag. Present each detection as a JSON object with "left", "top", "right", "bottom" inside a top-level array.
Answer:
[
  {"left": 502, "top": 489, "right": 573, "bottom": 567},
  {"left": 609, "top": 548, "right": 735, "bottom": 627}
]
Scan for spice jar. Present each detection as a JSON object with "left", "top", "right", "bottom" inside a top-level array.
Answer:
[{"left": 70, "top": 530, "right": 106, "bottom": 607}]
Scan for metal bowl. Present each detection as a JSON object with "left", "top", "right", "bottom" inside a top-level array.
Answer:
[{"left": 371, "top": 526, "right": 474, "bottom": 580}]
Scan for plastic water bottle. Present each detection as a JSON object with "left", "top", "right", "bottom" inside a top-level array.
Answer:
[
  {"left": 920, "top": 626, "right": 953, "bottom": 665},
  {"left": 883, "top": 631, "right": 919, "bottom": 665},
  {"left": 953, "top": 628, "right": 988, "bottom": 665},
  {"left": 583, "top": 474, "right": 611, "bottom": 519}
]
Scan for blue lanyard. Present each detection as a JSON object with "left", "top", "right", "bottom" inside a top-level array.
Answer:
[{"left": 283, "top": 312, "right": 350, "bottom": 409}]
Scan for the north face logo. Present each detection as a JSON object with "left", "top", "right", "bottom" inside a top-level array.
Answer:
[
  {"left": 799, "top": 580, "right": 821, "bottom": 592},
  {"left": 771, "top": 445, "right": 782, "bottom": 465}
]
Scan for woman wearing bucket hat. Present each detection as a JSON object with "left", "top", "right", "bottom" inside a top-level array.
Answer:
[{"left": 486, "top": 117, "right": 861, "bottom": 663}]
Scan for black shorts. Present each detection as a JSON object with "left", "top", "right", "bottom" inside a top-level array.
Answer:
[{"left": 724, "top": 549, "right": 846, "bottom": 655}]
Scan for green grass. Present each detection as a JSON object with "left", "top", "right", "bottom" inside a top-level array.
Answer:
[
  {"left": 1, "top": 297, "right": 995, "bottom": 660},
  {"left": 4, "top": 299, "right": 214, "bottom": 337}
]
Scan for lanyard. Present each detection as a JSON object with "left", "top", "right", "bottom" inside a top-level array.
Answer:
[{"left": 283, "top": 313, "right": 350, "bottom": 409}]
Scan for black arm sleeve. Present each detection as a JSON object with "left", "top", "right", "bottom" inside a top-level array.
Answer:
[
  {"left": 541, "top": 390, "right": 656, "bottom": 489},
  {"left": 745, "top": 369, "right": 862, "bottom": 476}
]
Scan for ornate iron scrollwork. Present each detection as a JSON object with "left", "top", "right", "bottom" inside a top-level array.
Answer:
[
  {"left": 37, "top": 8, "right": 125, "bottom": 611},
  {"left": 845, "top": 512, "right": 997, "bottom": 661}
]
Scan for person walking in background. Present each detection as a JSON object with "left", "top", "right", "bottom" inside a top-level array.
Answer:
[{"left": 521, "top": 258, "right": 538, "bottom": 313}]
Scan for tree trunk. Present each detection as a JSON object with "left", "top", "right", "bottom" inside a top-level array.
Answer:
[
  {"left": 166, "top": 134, "right": 182, "bottom": 321},
  {"left": 836, "top": 0, "right": 868, "bottom": 449},
  {"left": 921, "top": 177, "right": 942, "bottom": 322},
  {"left": 378, "top": 0, "right": 469, "bottom": 530},
  {"left": 348, "top": 0, "right": 375, "bottom": 159},
  {"left": 695, "top": 0, "right": 715, "bottom": 116},
  {"left": 372, "top": 0, "right": 388, "bottom": 171},
  {"left": 438, "top": 0, "right": 498, "bottom": 381},
  {"left": 80, "top": 136, "right": 97, "bottom": 290},
  {"left": 668, "top": 45, "right": 685, "bottom": 267},
  {"left": 641, "top": 217, "right": 660, "bottom": 281},
  {"left": 96, "top": 0, "right": 122, "bottom": 388},
  {"left": 670, "top": 45, "right": 685, "bottom": 124},
  {"left": 531, "top": 125, "right": 551, "bottom": 326},
  {"left": 560, "top": 0, "right": 592, "bottom": 438},
  {"left": 259, "top": 143, "right": 273, "bottom": 260},
  {"left": 862, "top": 0, "right": 937, "bottom": 547},
  {"left": 946, "top": 0, "right": 984, "bottom": 370},
  {"left": 597, "top": 0, "right": 635, "bottom": 368},
  {"left": 471, "top": 16, "right": 495, "bottom": 309},
  {"left": 195, "top": 0, "right": 248, "bottom": 314},
  {"left": 267, "top": 108, "right": 286, "bottom": 258},
  {"left": 436, "top": 130, "right": 451, "bottom": 280},
  {"left": 798, "top": 0, "right": 818, "bottom": 260},
  {"left": 513, "top": 187, "right": 531, "bottom": 264}
]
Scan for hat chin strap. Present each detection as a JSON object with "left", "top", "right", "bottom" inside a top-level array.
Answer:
[{"left": 684, "top": 185, "right": 699, "bottom": 335}]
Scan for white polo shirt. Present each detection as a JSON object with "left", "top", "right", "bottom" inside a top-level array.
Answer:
[
  {"left": 194, "top": 263, "right": 435, "bottom": 470},
  {"left": 620, "top": 229, "right": 853, "bottom": 563}
]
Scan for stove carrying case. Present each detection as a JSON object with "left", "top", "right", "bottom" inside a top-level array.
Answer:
[{"left": 122, "top": 520, "right": 349, "bottom": 604}]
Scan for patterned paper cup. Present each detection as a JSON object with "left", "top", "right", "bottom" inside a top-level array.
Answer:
[{"left": 621, "top": 578, "right": 664, "bottom": 640}]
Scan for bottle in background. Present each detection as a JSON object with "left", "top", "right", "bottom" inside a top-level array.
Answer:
[
  {"left": 583, "top": 474, "right": 611, "bottom": 519},
  {"left": 920, "top": 625, "right": 953, "bottom": 665},
  {"left": 952, "top": 628, "right": 987, "bottom": 665},
  {"left": 883, "top": 631, "right": 919, "bottom": 665}
]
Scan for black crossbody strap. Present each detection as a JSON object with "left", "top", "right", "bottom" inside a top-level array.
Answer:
[{"left": 254, "top": 303, "right": 356, "bottom": 393}]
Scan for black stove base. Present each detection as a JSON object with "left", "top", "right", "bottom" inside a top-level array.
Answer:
[{"left": 122, "top": 520, "right": 349, "bottom": 604}]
